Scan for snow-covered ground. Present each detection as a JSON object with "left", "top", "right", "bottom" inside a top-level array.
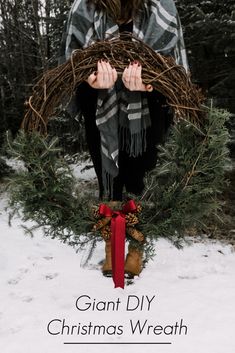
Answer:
[{"left": 1, "top": 165, "right": 235, "bottom": 353}]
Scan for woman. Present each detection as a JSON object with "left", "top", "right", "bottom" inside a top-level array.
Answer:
[
  {"left": 60, "top": 0, "right": 188, "bottom": 200},
  {"left": 60, "top": 0, "right": 188, "bottom": 277}
]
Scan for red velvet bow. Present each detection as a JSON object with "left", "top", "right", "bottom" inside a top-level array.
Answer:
[{"left": 99, "top": 200, "right": 137, "bottom": 289}]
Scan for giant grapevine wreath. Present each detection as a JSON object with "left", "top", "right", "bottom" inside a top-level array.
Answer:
[{"left": 7, "top": 35, "right": 230, "bottom": 260}]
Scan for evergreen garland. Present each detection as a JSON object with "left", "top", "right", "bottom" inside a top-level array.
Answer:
[
  {"left": 141, "top": 106, "right": 230, "bottom": 242},
  {"left": 6, "top": 106, "right": 230, "bottom": 255},
  {"left": 6, "top": 131, "right": 95, "bottom": 248}
]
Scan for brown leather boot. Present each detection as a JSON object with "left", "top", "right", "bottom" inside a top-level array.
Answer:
[
  {"left": 124, "top": 244, "right": 143, "bottom": 278},
  {"left": 102, "top": 239, "right": 112, "bottom": 277}
]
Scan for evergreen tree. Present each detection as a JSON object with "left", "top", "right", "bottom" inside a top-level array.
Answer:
[{"left": 0, "top": 0, "right": 72, "bottom": 138}]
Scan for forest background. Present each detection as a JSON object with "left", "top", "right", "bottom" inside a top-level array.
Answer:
[{"left": 0, "top": 0, "right": 234, "bottom": 237}]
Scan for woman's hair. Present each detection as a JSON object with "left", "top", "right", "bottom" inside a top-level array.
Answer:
[{"left": 88, "top": 0, "right": 147, "bottom": 24}]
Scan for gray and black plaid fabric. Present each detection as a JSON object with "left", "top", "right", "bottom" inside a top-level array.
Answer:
[{"left": 60, "top": 0, "right": 188, "bottom": 193}]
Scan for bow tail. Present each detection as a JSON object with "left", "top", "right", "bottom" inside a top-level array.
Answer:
[{"left": 111, "top": 214, "right": 126, "bottom": 289}]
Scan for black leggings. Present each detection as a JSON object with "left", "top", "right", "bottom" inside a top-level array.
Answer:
[{"left": 76, "top": 82, "right": 172, "bottom": 200}]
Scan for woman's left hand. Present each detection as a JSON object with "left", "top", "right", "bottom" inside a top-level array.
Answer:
[{"left": 122, "top": 62, "right": 153, "bottom": 92}]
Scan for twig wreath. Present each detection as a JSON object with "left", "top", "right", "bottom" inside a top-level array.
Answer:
[
  {"left": 8, "top": 34, "right": 229, "bottom": 256},
  {"left": 22, "top": 34, "right": 205, "bottom": 133}
]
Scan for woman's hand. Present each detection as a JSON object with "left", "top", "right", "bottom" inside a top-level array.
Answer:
[
  {"left": 122, "top": 62, "right": 153, "bottom": 92},
  {"left": 86, "top": 59, "right": 118, "bottom": 89}
]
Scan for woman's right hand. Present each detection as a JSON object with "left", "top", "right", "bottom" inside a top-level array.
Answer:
[{"left": 86, "top": 60, "right": 118, "bottom": 89}]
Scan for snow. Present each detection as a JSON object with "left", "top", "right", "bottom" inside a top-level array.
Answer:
[
  {"left": 0, "top": 165, "right": 235, "bottom": 353},
  {"left": 70, "top": 161, "right": 97, "bottom": 181}
]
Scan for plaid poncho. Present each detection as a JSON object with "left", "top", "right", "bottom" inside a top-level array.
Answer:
[{"left": 60, "top": 0, "right": 188, "bottom": 194}]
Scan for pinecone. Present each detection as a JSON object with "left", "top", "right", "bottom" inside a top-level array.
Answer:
[
  {"left": 136, "top": 203, "right": 143, "bottom": 214},
  {"left": 101, "top": 225, "right": 111, "bottom": 241},
  {"left": 92, "top": 216, "right": 112, "bottom": 231},
  {"left": 93, "top": 207, "right": 101, "bottom": 220},
  {"left": 126, "top": 226, "right": 145, "bottom": 243},
  {"left": 125, "top": 213, "right": 139, "bottom": 226}
]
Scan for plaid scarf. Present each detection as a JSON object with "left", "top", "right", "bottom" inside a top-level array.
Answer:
[{"left": 60, "top": 0, "right": 188, "bottom": 194}]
